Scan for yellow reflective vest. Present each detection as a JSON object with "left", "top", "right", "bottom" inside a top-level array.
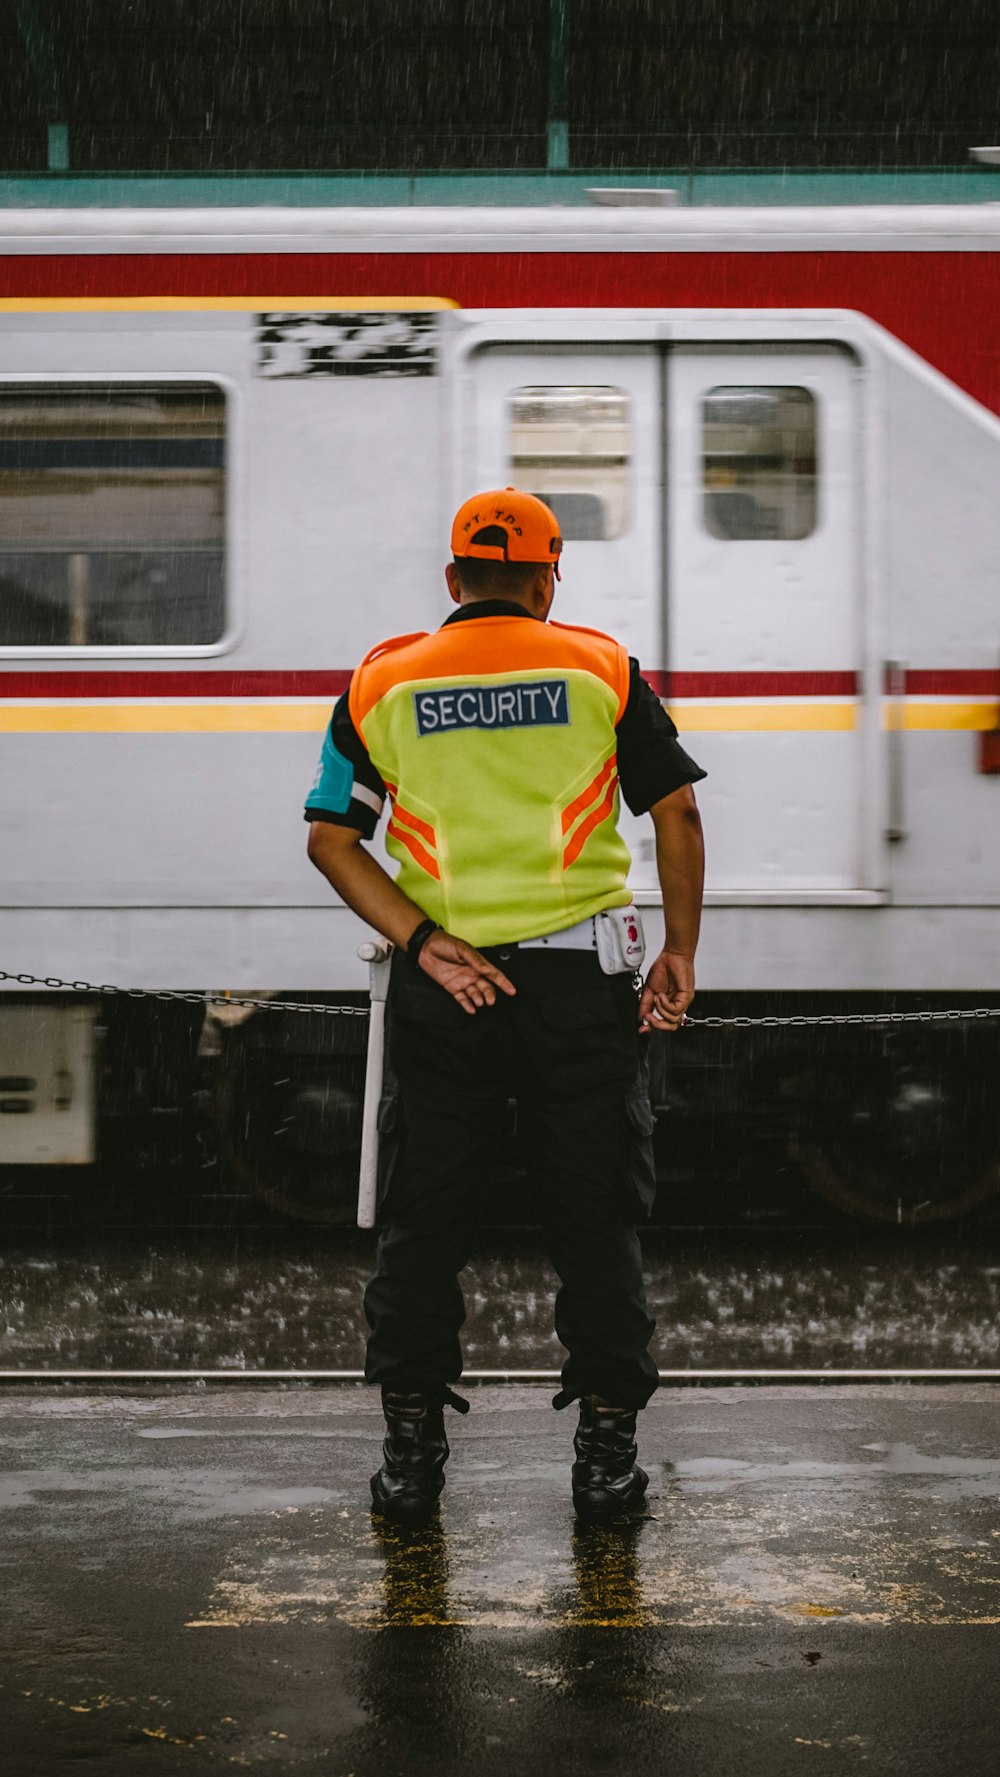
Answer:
[{"left": 349, "top": 614, "right": 634, "bottom": 946}]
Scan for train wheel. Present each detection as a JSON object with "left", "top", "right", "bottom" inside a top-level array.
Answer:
[
  {"left": 210, "top": 1003, "right": 367, "bottom": 1224},
  {"left": 786, "top": 1033, "right": 1000, "bottom": 1225},
  {"left": 789, "top": 1137, "right": 1000, "bottom": 1225}
]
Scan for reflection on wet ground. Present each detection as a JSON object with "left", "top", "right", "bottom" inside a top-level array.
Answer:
[
  {"left": 1, "top": 1385, "right": 999, "bottom": 1774},
  {"left": 2, "top": 1232, "right": 1000, "bottom": 1370}
]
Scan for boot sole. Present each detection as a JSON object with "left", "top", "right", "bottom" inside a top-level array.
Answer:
[
  {"left": 370, "top": 1472, "right": 443, "bottom": 1528},
  {"left": 572, "top": 1467, "right": 649, "bottom": 1524}
]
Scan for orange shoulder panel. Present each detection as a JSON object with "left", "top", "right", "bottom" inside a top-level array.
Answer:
[
  {"left": 427, "top": 618, "right": 630, "bottom": 716},
  {"left": 349, "top": 631, "right": 429, "bottom": 729},
  {"left": 548, "top": 620, "right": 631, "bottom": 723},
  {"left": 351, "top": 617, "right": 630, "bottom": 729}
]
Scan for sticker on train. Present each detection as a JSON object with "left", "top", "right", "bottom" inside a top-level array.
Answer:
[{"left": 257, "top": 311, "right": 439, "bottom": 377}]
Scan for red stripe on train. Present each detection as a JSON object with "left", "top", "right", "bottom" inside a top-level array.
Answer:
[
  {"left": 900, "top": 669, "right": 1000, "bottom": 695},
  {"left": 0, "top": 670, "right": 353, "bottom": 699},
  {"left": 646, "top": 671, "right": 859, "bottom": 697},
  {"left": 649, "top": 670, "right": 998, "bottom": 697},
  {"left": 0, "top": 669, "right": 993, "bottom": 700},
  {"left": 2, "top": 250, "right": 1000, "bottom": 413}
]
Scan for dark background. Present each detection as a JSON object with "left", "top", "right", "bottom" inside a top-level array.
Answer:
[{"left": 1, "top": 0, "right": 998, "bottom": 175}]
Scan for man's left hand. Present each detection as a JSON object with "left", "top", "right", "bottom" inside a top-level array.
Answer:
[{"left": 638, "top": 949, "right": 694, "bottom": 1033}]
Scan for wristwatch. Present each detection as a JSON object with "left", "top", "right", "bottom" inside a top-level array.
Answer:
[{"left": 406, "top": 918, "right": 440, "bottom": 969}]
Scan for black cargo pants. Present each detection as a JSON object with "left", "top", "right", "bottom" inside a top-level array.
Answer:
[{"left": 363, "top": 944, "right": 659, "bottom": 1409}]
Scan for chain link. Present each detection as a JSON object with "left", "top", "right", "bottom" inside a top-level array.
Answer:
[
  {"left": 0, "top": 969, "right": 368, "bottom": 1019},
  {"left": 690, "top": 1006, "right": 1000, "bottom": 1028},
  {"left": 2, "top": 967, "right": 999, "bottom": 1029}
]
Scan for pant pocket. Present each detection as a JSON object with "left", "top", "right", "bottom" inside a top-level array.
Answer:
[
  {"left": 624, "top": 1076, "right": 657, "bottom": 1218},
  {"left": 375, "top": 1090, "right": 400, "bottom": 1215}
]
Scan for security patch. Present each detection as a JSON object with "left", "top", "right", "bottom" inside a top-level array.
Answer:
[{"left": 414, "top": 680, "right": 569, "bottom": 736}]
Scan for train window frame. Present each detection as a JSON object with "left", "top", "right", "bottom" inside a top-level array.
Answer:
[
  {"left": 508, "top": 384, "right": 631, "bottom": 541},
  {"left": 0, "top": 372, "right": 240, "bottom": 659},
  {"left": 702, "top": 384, "right": 818, "bottom": 543}
]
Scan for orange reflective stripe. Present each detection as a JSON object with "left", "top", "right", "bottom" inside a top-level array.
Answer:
[
  {"left": 387, "top": 818, "right": 441, "bottom": 880},
  {"left": 561, "top": 753, "right": 617, "bottom": 836},
  {"left": 562, "top": 775, "right": 618, "bottom": 870},
  {"left": 392, "top": 800, "right": 436, "bottom": 850}
]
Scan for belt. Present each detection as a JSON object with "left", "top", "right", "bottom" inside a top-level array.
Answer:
[{"left": 517, "top": 916, "right": 598, "bottom": 953}]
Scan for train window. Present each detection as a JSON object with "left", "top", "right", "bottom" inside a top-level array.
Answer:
[
  {"left": 0, "top": 381, "right": 225, "bottom": 647},
  {"left": 509, "top": 386, "right": 629, "bottom": 539},
  {"left": 702, "top": 386, "right": 816, "bottom": 541}
]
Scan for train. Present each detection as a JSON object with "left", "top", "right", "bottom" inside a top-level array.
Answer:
[{"left": 0, "top": 199, "right": 998, "bottom": 1224}]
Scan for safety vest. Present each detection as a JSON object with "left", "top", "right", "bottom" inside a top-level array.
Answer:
[{"left": 349, "top": 614, "right": 634, "bottom": 946}]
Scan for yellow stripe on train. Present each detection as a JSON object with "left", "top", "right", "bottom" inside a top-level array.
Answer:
[
  {"left": 0, "top": 296, "right": 459, "bottom": 313},
  {"left": 0, "top": 703, "right": 330, "bottom": 733},
  {"left": 0, "top": 700, "right": 994, "bottom": 734}
]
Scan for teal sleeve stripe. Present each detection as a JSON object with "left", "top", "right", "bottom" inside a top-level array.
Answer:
[{"left": 305, "top": 726, "right": 354, "bottom": 814}]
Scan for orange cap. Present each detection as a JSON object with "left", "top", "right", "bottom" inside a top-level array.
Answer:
[{"left": 451, "top": 486, "right": 563, "bottom": 579}]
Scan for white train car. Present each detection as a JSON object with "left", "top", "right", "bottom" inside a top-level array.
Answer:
[{"left": 0, "top": 205, "right": 998, "bottom": 1219}]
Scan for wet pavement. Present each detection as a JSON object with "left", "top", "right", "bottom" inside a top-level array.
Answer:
[
  {"left": 3, "top": 1233, "right": 1000, "bottom": 1371},
  {"left": 2, "top": 1383, "right": 999, "bottom": 1773}
]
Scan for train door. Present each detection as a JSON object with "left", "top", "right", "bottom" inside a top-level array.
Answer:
[
  {"left": 465, "top": 344, "right": 663, "bottom": 888},
  {"left": 667, "top": 344, "right": 866, "bottom": 894},
  {"left": 465, "top": 336, "right": 868, "bottom": 899}
]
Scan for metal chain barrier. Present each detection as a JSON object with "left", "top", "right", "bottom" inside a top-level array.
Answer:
[
  {"left": 0, "top": 969, "right": 367, "bottom": 1019},
  {"left": 692, "top": 1007, "right": 1000, "bottom": 1028},
  {"left": 2, "top": 967, "right": 999, "bottom": 1029}
]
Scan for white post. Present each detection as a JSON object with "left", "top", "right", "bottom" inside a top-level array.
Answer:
[
  {"left": 68, "top": 553, "right": 89, "bottom": 647},
  {"left": 356, "top": 940, "right": 393, "bottom": 1229}
]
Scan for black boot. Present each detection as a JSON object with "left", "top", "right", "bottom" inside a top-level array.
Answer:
[
  {"left": 371, "top": 1389, "right": 449, "bottom": 1527},
  {"left": 571, "top": 1395, "right": 649, "bottom": 1523}
]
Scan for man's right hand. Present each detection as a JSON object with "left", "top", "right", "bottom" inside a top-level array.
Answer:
[{"left": 418, "top": 929, "right": 517, "bottom": 1015}]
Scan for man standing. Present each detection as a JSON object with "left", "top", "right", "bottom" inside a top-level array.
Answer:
[{"left": 306, "top": 488, "right": 705, "bottom": 1526}]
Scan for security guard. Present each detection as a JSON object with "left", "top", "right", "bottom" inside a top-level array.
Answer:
[{"left": 306, "top": 488, "right": 706, "bottom": 1526}]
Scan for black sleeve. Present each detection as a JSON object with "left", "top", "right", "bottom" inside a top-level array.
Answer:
[
  {"left": 616, "top": 658, "right": 707, "bottom": 816},
  {"left": 303, "top": 690, "right": 388, "bottom": 840}
]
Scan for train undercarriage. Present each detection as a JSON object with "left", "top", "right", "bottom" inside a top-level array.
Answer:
[{"left": 4, "top": 991, "right": 996, "bottom": 1230}]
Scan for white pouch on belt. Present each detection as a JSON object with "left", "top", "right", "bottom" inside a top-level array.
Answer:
[{"left": 595, "top": 906, "right": 646, "bottom": 975}]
